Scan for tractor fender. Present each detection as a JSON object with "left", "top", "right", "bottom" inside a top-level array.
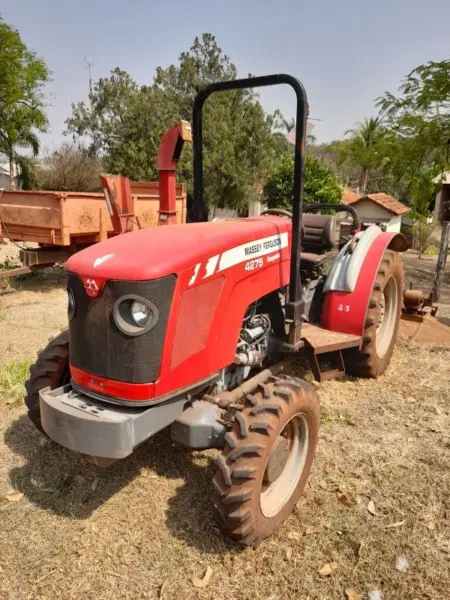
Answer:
[
  {"left": 324, "top": 225, "right": 407, "bottom": 294},
  {"left": 320, "top": 228, "right": 407, "bottom": 336}
]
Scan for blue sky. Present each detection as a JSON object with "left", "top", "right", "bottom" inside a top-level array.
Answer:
[{"left": 3, "top": 0, "right": 450, "bottom": 150}]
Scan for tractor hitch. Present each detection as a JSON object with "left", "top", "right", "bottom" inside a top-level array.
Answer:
[{"left": 400, "top": 287, "right": 450, "bottom": 344}]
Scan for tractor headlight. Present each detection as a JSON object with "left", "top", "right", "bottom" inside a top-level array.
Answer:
[
  {"left": 130, "top": 300, "right": 152, "bottom": 327},
  {"left": 113, "top": 295, "right": 159, "bottom": 337},
  {"left": 68, "top": 287, "right": 75, "bottom": 320}
]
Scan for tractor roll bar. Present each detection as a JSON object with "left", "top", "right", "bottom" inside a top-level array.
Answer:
[
  {"left": 193, "top": 74, "right": 308, "bottom": 344},
  {"left": 303, "top": 203, "right": 361, "bottom": 232}
]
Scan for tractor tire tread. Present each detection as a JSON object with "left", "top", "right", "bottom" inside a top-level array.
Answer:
[
  {"left": 213, "top": 376, "right": 320, "bottom": 547},
  {"left": 24, "top": 330, "right": 70, "bottom": 434},
  {"left": 344, "top": 249, "right": 403, "bottom": 378}
]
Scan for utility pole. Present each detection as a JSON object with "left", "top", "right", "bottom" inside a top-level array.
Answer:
[
  {"left": 432, "top": 182, "right": 450, "bottom": 302},
  {"left": 84, "top": 57, "right": 94, "bottom": 95}
]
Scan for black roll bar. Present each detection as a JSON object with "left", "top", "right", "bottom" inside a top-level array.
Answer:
[{"left": 193, "top": 74, "right": 308, "bottom": 345}]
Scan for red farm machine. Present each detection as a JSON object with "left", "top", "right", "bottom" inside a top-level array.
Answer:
[{"left": 25, "top": 75, "right": 408, "bottom": 547}]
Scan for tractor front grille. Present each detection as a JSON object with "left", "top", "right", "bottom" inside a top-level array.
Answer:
[{"left": 67, "top": 273, "right": 176, "bottom": 384}]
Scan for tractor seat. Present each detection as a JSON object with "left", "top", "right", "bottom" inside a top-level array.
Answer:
[{"left": 300, "top": 213, "right": 335, "bottom": 270}]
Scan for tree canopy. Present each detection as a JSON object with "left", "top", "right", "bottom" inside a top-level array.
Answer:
[
  {"left": 0, "top": 16, "right": 50, "bottom": 188},
  {"left": 307, "top": 60, "right": 450, "bottom": 218},
  {"left": 264, "top": 154, "right": 343, "bottom": 211},
  {"left": 342, "top": 117, "right": 388, "bottom": 194},
  {"left": 376, "top": 60, "right": 450, "bottom": 217},
  {"left": 66, "top": 34, "right": 286, "bottom": 219}
]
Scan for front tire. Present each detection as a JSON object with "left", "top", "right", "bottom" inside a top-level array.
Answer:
[
  {"left": 25, "top": 330, "right": 70, "bottom": 433},
  {"left": 345, "top": 249, "right": 403, "bottom": 378},
  {"left": 213, "top": 376, "right": 320, "bottom": 547}
]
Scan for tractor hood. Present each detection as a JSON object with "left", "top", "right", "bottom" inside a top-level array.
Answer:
[{"left": 66, "top": 217, "right": 290, "bottom": 281}]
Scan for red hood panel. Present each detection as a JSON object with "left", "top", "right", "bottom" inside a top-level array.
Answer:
[{"left": 66, "top": 217, "right": 290, "bottom": 280}]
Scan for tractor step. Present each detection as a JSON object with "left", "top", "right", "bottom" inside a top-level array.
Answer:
[
  {"left": 301, "top": 324, "right": 361, "bottom": 382},
  {"left": 301, "top": 323, "right": 361, "bottom": 353}
]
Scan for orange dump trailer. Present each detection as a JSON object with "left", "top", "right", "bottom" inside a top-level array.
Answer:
[
  {"left": 0, "top": 181, "right": 187, "bottom": 278},
  {"left": 0, "top": 120, "right": 191, "bottom": 279}
]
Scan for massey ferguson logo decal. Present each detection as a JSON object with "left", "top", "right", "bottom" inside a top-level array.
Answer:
[
  {"left": 188, "top": 232, "right": 289, "bottom": 286},
  {"left": 81, "top": 276, "right": 105, "bottom": 298},
  {"left": 84, "top": 279, "right": 99, "bottom": 295}
]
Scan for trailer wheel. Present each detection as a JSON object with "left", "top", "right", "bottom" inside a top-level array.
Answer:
[
  {"left": 25, "top": 330, "right": 70, "bottom": 434},
  {"left": 345, "top": 249, "right": 404, "bottom": 378},
  {"left": 213, "top": 376, "right": 319, "bottom": 547}
]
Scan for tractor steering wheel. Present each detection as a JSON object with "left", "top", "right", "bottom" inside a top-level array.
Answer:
[{"left": 261, "top": 208, "right": 293, "bottom": 219}]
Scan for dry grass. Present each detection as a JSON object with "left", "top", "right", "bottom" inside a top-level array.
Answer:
[
  {"left": 0, "top": 251, "right": 449, "bottom": 600},
  {"left": 0, "top": 359, "right": 32, "bottom": 406}
]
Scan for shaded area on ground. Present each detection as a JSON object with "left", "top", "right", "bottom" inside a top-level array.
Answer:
[{"left": 4, "top": 415, "right": 230, "bottom": 555}]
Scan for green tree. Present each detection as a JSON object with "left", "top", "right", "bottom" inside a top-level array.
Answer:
[
  {"left": 264, "top": 154, "right": 343, "bottom": 211},
  {"left": 377, "top": 60, "right": 450, "bottom": 212},
  {"left": 66, "top": 34, "right": 286, "bottom": 219},
  {"left": 0, "top": 17, "right": 50, "bottom": 188},
  {"left": 308, "top": 139, "right": 358, "bottom": 188},
  {"left": 378, "top": 59, "right": 450, "bottom": 297},
  {"left": 344, "top": 117, "right": 388, "bottom": 193},
  {"left": 412, "top": 218, "right": 434, "bottom": 259}
]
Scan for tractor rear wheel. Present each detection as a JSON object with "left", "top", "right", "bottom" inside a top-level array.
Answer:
[
  {"left": 345, "top": 249, "right": 403, "bottom": 378},
  {"left": 213, "top": 376, "right": 319, "bottom": 547},
  {"left": 25, "top": 330, "right": 70, "bottom": 434}
]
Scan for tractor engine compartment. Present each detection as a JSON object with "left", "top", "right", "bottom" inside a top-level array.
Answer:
[{"left": 235, "top": 304, "right": 271, "bottom": 367}]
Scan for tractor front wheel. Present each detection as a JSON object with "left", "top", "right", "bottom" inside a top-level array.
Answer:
[
  {"left": 345, "top": 249, "right": 404, "bottom": 378},
  {"left": 213, "top": 376, "right": 319, "bottom": 547},
  {"left": 25, "top": 330, "right": 70, "bottom": 434}
]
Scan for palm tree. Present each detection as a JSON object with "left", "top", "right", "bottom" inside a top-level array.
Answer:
[
  {"left": 0, "top": 107, "right": 43, "bottom": 189},
  {"left": 345, "top": 117, "right": 386, "bottom": 193}
]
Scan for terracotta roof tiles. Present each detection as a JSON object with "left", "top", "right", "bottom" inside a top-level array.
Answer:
[{"left": 341, "top": 189, "right": 409, "bottom": 216}]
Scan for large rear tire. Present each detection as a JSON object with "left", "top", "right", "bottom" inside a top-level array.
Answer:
[
  {"left": 25, "top": 330, "right": 70, "bottom": 434},
  {"left": 213, "top": 376, "right": 320, "bottom": 547},
  {"left": 345, "top": 249, "right": 403, "bottom": 378}
]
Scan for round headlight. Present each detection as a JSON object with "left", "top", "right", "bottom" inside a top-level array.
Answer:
[
  {"left": 113, "top": 295, "right": 159, "bottom": 336},
  {"left": 130, "top": 300, "right": 152, "bottom": 327},
  {"left": 68, "top": 287, "right": 75, "bottom": 320}
]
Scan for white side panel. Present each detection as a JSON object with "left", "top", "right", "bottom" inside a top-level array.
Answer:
[
  {"left": 385, "top": 215, "right": 401, "bottom": 233},
  {"left": 323, "top": 225, "right": 382, "bottom": 293}
]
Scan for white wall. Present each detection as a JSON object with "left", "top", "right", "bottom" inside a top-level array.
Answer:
[
  {"left": 351, "top": 199, "right": 394, "bottom": 220},
  {"left": 340, "top": 200, "right": 402, "bottom": 232},
  {"left": 248, "top": 198, "right": 263, "bottom": 217},
  {"left": 208, "top": 207, "right": 237, "bottom": 220},
  {"left": 208, "top": 197, "right": 266, "bottom": 220},
  {"left": 0, "top": 171, "right": 11, "bottom": 189}
]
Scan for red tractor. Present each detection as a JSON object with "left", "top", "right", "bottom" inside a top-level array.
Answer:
[{"left": 25, "top": 75, "right": 406, "bottom": 546}]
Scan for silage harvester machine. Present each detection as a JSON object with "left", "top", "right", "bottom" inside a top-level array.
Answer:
[{"left": 25, "top": 75, "right": 408, "bottom": 546}]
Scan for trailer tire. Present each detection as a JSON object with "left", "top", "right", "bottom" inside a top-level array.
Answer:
[
  {"left": 212, "top": 376, "right": 319, "bottom": 547},
  {"left": 25, "top": 330, "right": 70, "bottom": 434},
  {"left": 345, "top": 249, "right": 404, "bottom": 378}
]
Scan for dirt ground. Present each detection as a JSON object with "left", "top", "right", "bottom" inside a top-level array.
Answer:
[{"left": 0, "top": 252, "right": 449, "bottom": 600}]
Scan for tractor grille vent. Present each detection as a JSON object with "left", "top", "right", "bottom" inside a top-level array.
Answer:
[{"left": 67, "top": 273, "right": 176, "bottom": 384}]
